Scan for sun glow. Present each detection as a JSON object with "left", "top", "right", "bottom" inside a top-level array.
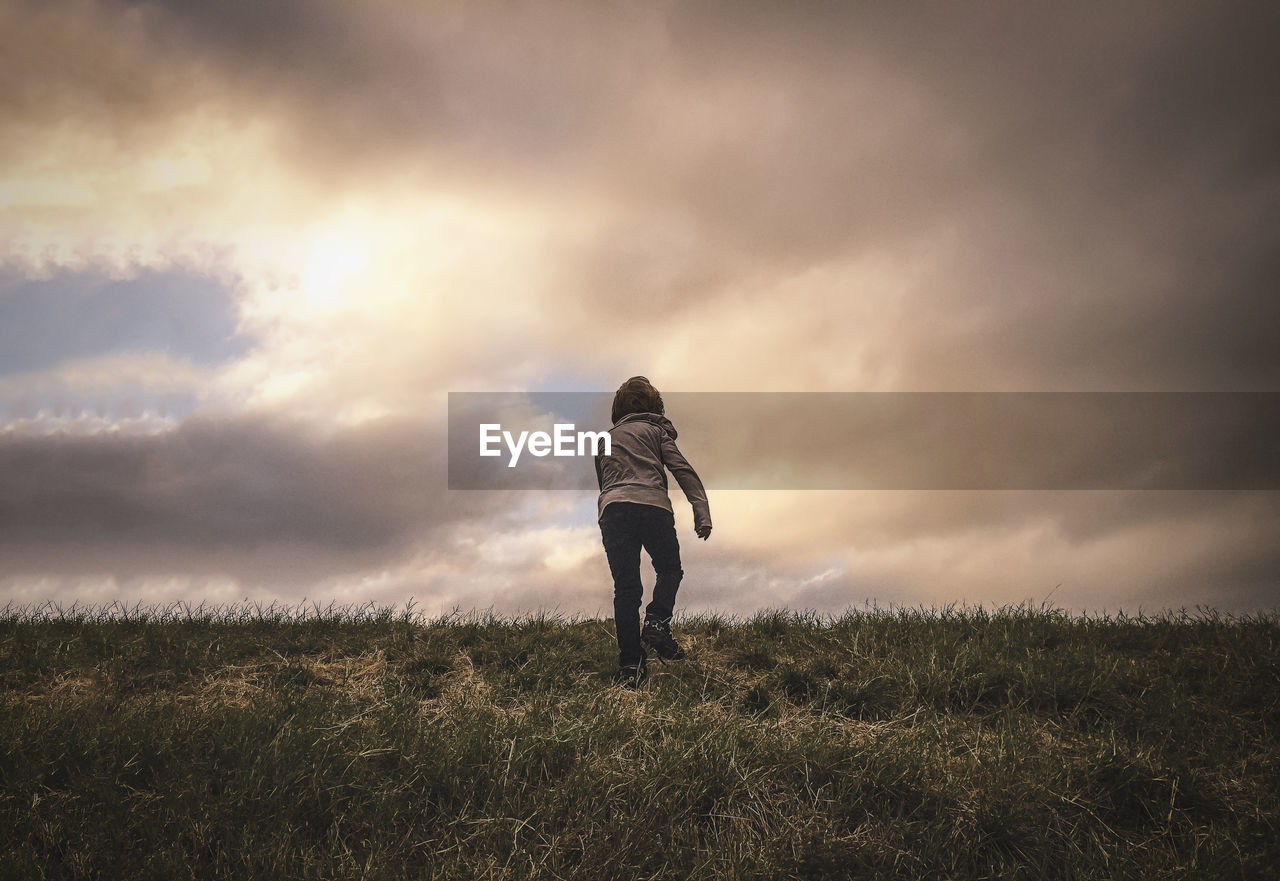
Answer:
[{"left": 301, "top": 230, "right": 371, "bottom": 308}]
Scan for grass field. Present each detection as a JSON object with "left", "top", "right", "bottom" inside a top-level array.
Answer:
[{"left": 1, "top": 601, "right": 1277, "bottom": 880}]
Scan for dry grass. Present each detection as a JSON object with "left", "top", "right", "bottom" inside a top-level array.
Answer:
[{"left": 1, "top": 601, "right": 1277, "bottom": 879}]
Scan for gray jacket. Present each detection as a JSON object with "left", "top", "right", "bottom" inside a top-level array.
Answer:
[{"left": 594, "top": 412, "right": 712, "bottom": 530}]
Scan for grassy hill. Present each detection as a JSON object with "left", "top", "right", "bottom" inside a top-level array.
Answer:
[{"left": 2, "top": 601, "right": 1277, "bottom": 879}]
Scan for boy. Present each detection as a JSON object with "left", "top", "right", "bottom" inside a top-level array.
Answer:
[{"left": 595, "top": 376, "right": 712, "bottom": 688}]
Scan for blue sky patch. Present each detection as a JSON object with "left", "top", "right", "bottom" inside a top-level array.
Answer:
[{"left": 0, "top": 268, "right": 249, "bottom": 375}]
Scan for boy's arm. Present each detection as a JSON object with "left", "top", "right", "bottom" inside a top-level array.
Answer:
[{"left": 660, "top": 434, "right": 712, "bottom": 535}]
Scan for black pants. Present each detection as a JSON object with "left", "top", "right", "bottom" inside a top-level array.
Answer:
[{"left": 599, "top": 502, "right": 683, "bottom": 667}]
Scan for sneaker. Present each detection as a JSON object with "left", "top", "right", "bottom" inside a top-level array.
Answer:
[
  {"left": 614, "top": 656, "right": 648, "bottom": 689},
  {"left": 641, "top": 616, "right": 686, "bottom": 661}
]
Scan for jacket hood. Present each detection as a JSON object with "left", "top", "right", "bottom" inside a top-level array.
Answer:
[{"left": 614, "top": 411, "right": 677, "bottom": 440}]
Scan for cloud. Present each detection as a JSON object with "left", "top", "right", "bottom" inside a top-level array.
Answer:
[
  {"left": 8, "top": 0, "right": 1278, "bottom": 390},
  {"left": 0, "top": 413, "right": 495, "bottom": 566},
  {"left": 1, "top": 1, "right": 1277, "bottom": 612}
]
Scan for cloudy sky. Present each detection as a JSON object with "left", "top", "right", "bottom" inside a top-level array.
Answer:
[{"left": 2, "top": 0, "right": 1277, "bottom": 616}]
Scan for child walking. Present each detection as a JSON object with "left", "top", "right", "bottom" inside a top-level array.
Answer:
[{"left": 595, "top": 376, "right": 712, "bottom": 688}]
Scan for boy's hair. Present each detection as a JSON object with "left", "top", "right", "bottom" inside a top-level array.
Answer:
[{"left": 611, "top": 375, "right": 664, "bottom": 424}]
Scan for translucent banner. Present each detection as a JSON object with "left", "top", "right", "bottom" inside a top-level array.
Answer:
[{"left": 448, "top": 392, "right": 1280, "bottom": 490}]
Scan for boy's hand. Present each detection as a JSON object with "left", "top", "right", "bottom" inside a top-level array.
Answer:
[{"left": 695, "top": 524, "right": 712, "bottom": 540}]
